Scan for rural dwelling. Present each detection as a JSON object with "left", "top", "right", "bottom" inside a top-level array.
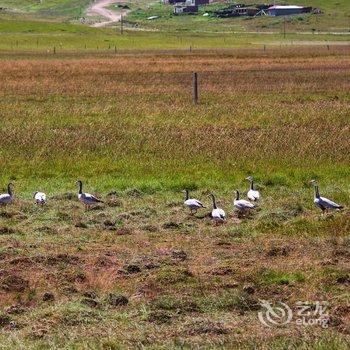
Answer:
[
  {"left": 267, "top": 5, "right": 305, "bottom": 16},
  {"left": 186, "top": 0, "right": 210, "bottom": 5},
  {"left": 163, "top": 0, "right": 185, "bottom": 4},
  {"left": 173, "top": 4, "right": 198, "bottom": 14},
  {"left": 234, "top": 7, "right": 259, "bottom": 16},
  {"left": 215, "top": 5, "right": 259, "bottom": 18}
]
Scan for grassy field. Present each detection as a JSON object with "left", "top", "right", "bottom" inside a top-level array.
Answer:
[
  {"left": 0, "top": 15, "right": 349, "bottom": 52},
  {"left": 0, "top": 0, "right": 349, "bottom": 53},
  {"left": 0, "top": 47, "right": 349, "bottom": 349},
  {"left": 0, "top": 0, "right": 91, "bottom": 19}
]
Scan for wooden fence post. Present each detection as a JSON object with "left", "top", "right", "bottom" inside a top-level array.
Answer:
[{"left": 192, "top": 72, "right": 198, "bottom": 105}]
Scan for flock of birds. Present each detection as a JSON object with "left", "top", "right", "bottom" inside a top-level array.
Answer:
[
  {"left": 183, "top": 177, "right": 344, "bottom": 223},
  {"left": 0, "top": 177, "right": 344, "bottom": 223},
  {"left": 0, "top": 181, "right": 103, "bottom": 208}
]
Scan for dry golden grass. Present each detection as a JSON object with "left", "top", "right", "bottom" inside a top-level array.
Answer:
[{"left": 0, "top": 47, "right": 349, "bottom": 189}]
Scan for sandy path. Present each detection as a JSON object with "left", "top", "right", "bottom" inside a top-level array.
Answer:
[{"left": 86, "top": 0, "right": 130, "bottom": 27}]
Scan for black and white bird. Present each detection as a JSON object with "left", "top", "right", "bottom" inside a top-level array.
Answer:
[
  {"left": 183, "top": 189, "right": 205, "bottom": 214},
  {"left": 0, "top": 183, "right": 14, "bottom": 205},
  {"left": 76, "top": 180, "right": 103, "bottom": 208},
  {"left": 234, "top": 190, "right": 255, "bottom": 212},
  {"left": 246, "top": 176, "right": 260, "bottom": 201},
  {"left": 34, "top": 192, "right": 47, "bottom": 205},
  {"left": 209, "top": 194, "right": 226, "bottom": 223},
  {"left": 310, "top": 180, "right": 343, "bottom": 213}
]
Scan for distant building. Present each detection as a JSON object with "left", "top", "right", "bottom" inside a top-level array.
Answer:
[
  {"left": 173, "top": 4, "right": 198, "bottom": 14},
  {"left": 163, "top": 0, "right": 185, "bottom": 4},
  {"left": 186, "top": 0, "right": 210, "bottom": 5},
  {"left": 165, "top": 0, "right": 212, "bottom": 4},
  {"left": 173, "top": 0, "right": 208, "bottom": 14},
  {"left": 215, "top": 5, "right": 259, "bottom": 18},
  {"left": 267, "top": 5, "right": 304, "bottom": 16},
  {"left": 234, "top": 7, "right": 259, "bottom": 16}
]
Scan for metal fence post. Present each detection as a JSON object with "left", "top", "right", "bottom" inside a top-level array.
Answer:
[{"left": 192, "top": 72, "right": 198, "bottom": 105}]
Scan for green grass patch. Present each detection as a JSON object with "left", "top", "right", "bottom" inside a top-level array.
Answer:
[{"left": 260, "top": 269, "right": 306, "bottom": 285}]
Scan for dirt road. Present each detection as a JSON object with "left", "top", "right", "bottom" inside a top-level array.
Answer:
[{"left": 86, "top": 0, "right": 130, "bottom": 27}]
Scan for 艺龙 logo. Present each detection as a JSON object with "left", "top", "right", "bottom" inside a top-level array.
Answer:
[{"left": 258, "top": 299, "right": 293, "bottom": 327}]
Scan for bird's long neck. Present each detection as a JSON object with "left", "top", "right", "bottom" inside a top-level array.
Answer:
[
  {"left": 236, "top": 191, "right": 240, "bottom": 200},
  {"left": 250, "top": 180, "right": 254, "bottom": 190},
  {"left": 185, "top": 190, "right": 189, "bottom": 201},
  {"left": 7, "top": 184, "right": 12, "bottom": 196},
  {"left": 78, "top": 182, "right": 83, "bottom": 194},
  {"left": 314, "top": 185, "right": 320, "bottom": 198},
  {"left": 211, "top": 195, "right": 217, "bottom": 209}
]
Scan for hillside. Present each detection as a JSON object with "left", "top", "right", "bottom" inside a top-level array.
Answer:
[
  {"left": 127, "top": 0, "right": 350, "bottom": 34},
  {"left": 0, "top": 0, "right": 349, "bottom": 34},
  {"left": 0, "top": 1, "right": 348, "bottom": 52}
]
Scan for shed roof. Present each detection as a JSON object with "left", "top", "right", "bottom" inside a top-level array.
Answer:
[{"left": 268, "top": 5, "right": 303, "bottom": 9}]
